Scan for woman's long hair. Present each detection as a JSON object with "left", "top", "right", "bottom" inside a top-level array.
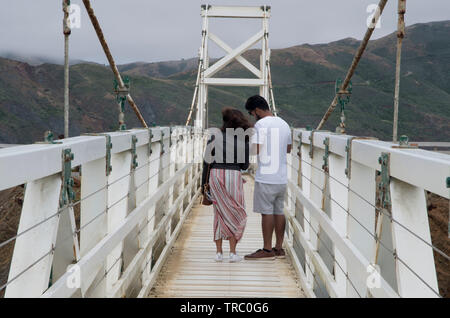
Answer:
[{"left": 220, "top": 107, "right": 253, "bottom": 132}]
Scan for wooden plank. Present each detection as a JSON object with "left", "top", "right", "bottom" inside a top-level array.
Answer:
[
  {"left": 148, "top": 177, "right": 305, "bottom": 298},
  {"left": 41, "top": 163, "right": 193, "bottom": 298},
  {"left": 110, "top": 172, "right": 201, "bottom": 297}
]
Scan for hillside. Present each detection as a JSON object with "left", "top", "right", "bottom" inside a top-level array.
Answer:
[
  {"left": 118, "top": 57, "right": 200, "bottom": 78},
  {"left": 0, "top": 20, "right": 449, "bottom": 144}
]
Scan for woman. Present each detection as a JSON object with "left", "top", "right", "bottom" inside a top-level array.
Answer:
[{"left": 201, "top": 107, "right": 252, "bottom": 263}]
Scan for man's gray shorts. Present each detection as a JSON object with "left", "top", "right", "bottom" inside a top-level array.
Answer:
[{"left": 253, "top": 181, "right": 287, "bottom": 215}]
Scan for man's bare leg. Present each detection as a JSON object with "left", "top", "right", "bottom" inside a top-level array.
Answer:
[
  {"left": 274, "top": 214, "right": 286, "bottom": 250},
  {"left": 262, "top": 214, "right": 274, "bottom": 250}
]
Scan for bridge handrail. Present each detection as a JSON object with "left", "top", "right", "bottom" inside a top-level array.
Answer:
[
  {"left": 284, "top": 129, "right": 449, "bottom": 298},
  {"left": 0, "top": 126, "right": 205, "bottom": 297}
]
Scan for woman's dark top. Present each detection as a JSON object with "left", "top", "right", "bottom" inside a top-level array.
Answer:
[{"left": 201, "top": 131, "right": 250, "bottom": 189}]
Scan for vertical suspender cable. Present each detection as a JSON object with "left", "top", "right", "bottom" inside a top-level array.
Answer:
[
  {"left": 316, "top": 0, "right": 388, "bottom": 130},
  {"left": 63, "top": 0, "right": 71, "bottom": 138},
  {"left": 393, "top": 0, "right": 406, "bottom": 142},
  {"left": 267, "top": 62, "right": 278, "bottom": 116},
  {"left": 185, "top": 62, "right": 201, "bottom": 126},
  {"left": 81, "top": 0, "right": 148, "bottom": 128},
  {"left": 263, "top": 7, "right": 277, "bottom": 116},
  {"left": 185, "top": 40, "right": 204, "bottom": 127}
]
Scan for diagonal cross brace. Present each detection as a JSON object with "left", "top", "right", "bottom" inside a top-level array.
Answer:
[
  {"left": 204, "top": 30, "right": 264, "bottom": 78},
  {"left": 208, "top": 32, "right": 262, "bottom": 78}
]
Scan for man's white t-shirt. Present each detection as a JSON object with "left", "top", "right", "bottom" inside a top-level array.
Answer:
[{"left": 251, "top": 116, "right": 292, "bottom": 184}]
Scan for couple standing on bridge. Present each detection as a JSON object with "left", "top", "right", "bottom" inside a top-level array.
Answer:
[{"left": 201, "top": 95, "right": 292, "bottom": 263}]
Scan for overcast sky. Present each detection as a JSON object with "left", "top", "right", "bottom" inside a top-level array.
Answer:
[{"left": 0, "top": 0, "right": 449, "bottom": 64}]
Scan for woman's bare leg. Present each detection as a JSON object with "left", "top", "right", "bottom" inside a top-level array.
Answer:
[
  {"left": 215, "top": 239, "right": 223, "bottom": 254},
  {"left": 229, "top": 236, "right": 237, "bottom": 254}
]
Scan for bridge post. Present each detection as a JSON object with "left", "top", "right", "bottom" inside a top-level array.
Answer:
[
  {"left": 328, "top": 141, "right": 350, "bottom": 297},
  {"left": 389, "top": 179, "right": 439, "bottom": 297},
  {"left": 299, "top": 133, "right": 315, "bottom": 292},
  {"left": 346, "top": 148, "right": 377, "bottom": 296},
  {"left": 309, "top": 135, "right": 337, "bottom": 297},
  {"left": 152, "top": 128, "right": 171, "bottom": 264},
  {"left": 105, "top": 139, "right": 133, "bottom": 294},
  {"left": 53, "top": 150, "right": 81, "bottom": 292},
  {"left": 79, "top": 153, "right": 108, "bottom": 297},
  {"left": 186, "top": 128, "right": 194, "bottom": 204},
  {"left": 5, "top": 175, "right": 62, "bottom": 297},
  {"left": 140, "top": 128, "right": 162, "bottom": 284}
]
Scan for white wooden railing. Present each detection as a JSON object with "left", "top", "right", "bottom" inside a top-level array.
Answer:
[
  {"left": 0, "top": 126, "right": 205, "bottom": 298},
  {"left": 284, "top": 129, "right": 450, "bottom": 298},
  {"left": 1, "top": 126, "right": 449, "bottom": 298}
]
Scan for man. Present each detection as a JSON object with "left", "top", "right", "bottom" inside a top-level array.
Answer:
[{"left": 244, "top": 95, "right": 292, "bottom": 260}]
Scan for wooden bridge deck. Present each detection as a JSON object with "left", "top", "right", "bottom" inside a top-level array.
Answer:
[{"left": 149, "top": 176, "right": 304, "bottom": 298}]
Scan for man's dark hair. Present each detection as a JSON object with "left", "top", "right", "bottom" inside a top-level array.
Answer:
[{"left": 245, "top": 95, "right": 270, "bottom": 112}]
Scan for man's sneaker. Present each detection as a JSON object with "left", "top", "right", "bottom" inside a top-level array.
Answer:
[
  {"left": 214, "top": 252, "right": 223, "bottom": 262},
  {"left": 244, "top": 249, "right": 276, "bottom": 260},
  {"left": 273, "top": 248, "right": 286, "bottom": 259},
  {"left": 229, "top": 253, "right": 242, "bottom": 263}
]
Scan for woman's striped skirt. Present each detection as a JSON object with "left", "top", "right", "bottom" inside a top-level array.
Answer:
[{"left": 209, "top": 168, "right": 247, "bottom": 242}]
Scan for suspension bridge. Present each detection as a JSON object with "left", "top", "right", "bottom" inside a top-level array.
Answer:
[{"left": 0, "top": 3, "right": 449, "bottom": 298}]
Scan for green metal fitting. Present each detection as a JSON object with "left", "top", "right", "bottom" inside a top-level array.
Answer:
[
  {"left": 169, "top": 127, "right": 174, "bottom": 147},
  {"left": 61, "top": 148, "right": 75, "bottom": 207},
  {"left": 105, "top": 135, "right": 113, "bottom": 176},
  {"left": 131, "top": 135, "right": 138, "bottom": 170},
  {"left": 345, "top": 138, "right": 352, "bottom": 178},
  {"left": 297, "top": 132, "right": 302, "bottom": 158},
  {"left": 377, "top": 152, "right": 391, "bottom": 209},
  {"left": 309, "top": 130, "right": 315, "bottom": 159},
  {"left": 39, "top": 130, "right": 62, "bottom": 144},
  {"left": 148, "top": 129, "right": 154, "bottom": 157},
  {"left": 399, "top": 135, "right": 409, "bottom": 146},
  {"left": 45, "top": 130, "right": 55, "bottom": 143},
  {"left": 446, "top": 177, "right": 450, "bottom": 188},
  {"left": 114, "top": 77, "right": 130, "bottom": 131},
  {"left": 160, "top": 131, "right": 165, "bottom": 155},
  {"left": 322, "top": 137, "right": 330, "bottom": 172},
  {"left": 335, "top": 79, "right": 352, "bottom": 133},
  {"left": 392, "top": 134, "right": 417, "bottom": 149},
  {"left": 335, "top": 79, "right": 353, "bottom": 110}
]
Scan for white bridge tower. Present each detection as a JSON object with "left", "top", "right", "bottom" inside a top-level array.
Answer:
[{"left": 193, "top": 5, "right": 276, "bottom": 129}]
